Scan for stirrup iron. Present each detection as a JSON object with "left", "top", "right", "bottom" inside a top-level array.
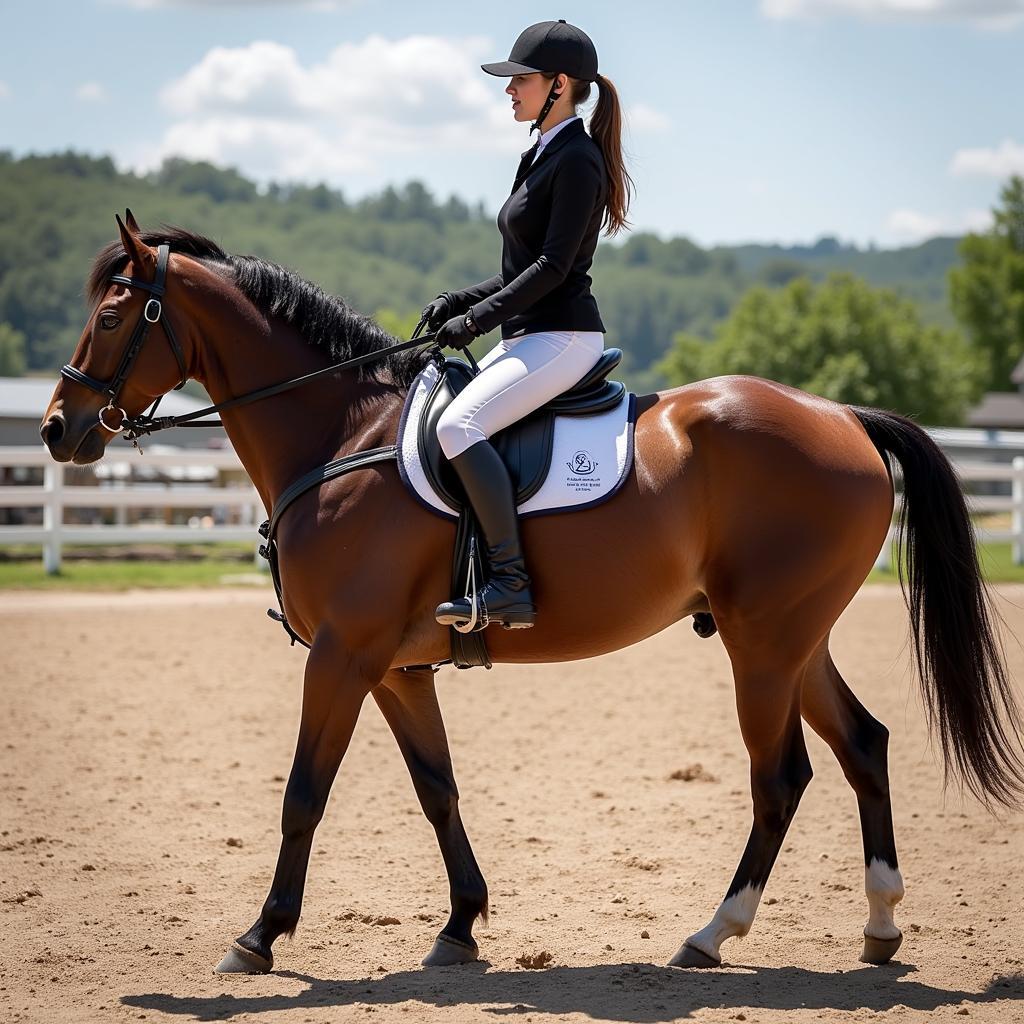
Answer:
[{"left": 452, "top": 535, "right": 487, "bottom": 634}]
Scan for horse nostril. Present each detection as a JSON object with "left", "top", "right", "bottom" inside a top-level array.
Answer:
[{"left": 41, "top": 416, "right": 66, "bottom": 447}]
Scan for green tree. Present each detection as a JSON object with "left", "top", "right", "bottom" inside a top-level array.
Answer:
[
  {"left": 657, "top": 272, "right": 980, "bottom": 425},
  {"left": 372, "top": 307, "right": 423, "bottom": 340},
  {"left": 758, "top": 258, "right": 807, "bottom": 287},
  {"left": 949, "top": 175, "right": 1024, "bottom": 390},
  {"left": 150, "top": 157, "right": 258, "bottom": 203},
  {"left": 0, "top": 322, "right": 27, "bottom": 376}
]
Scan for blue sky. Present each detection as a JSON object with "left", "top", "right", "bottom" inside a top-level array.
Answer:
[{"left": 2, "top": 0, "right": 1023, "bottom": 248}]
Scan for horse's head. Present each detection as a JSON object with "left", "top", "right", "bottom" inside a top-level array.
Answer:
[{"left": 41, "top": 210, "right": 191, "bottom": 464}]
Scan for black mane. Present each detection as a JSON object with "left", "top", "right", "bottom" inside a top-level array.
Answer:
[{"left": 87, "top": 224, "right": 430, "bottom": 386}]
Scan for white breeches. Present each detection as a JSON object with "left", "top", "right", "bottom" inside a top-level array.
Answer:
[{"left": 436, "top": 329, "right": 605, "bottom": 459}]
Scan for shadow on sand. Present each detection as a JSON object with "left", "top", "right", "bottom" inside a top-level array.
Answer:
[{"left": 122, "top": 960, "right": 1024, "bottom": 1022}]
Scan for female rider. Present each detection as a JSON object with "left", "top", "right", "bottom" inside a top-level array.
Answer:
[{"left": 427, "top": 19, "right": 633, "bottom": 631}]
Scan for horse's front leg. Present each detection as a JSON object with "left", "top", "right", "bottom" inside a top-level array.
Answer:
[
  {"left": 373, "top": 667, "right": 489, "bottom": 966},
  {"left": 215, "top": 627, "right": 381, "bottom": 974}
]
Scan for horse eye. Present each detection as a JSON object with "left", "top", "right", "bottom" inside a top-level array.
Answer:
[{"left": 99, "top": 312, "right": 120, "bottom": 330}]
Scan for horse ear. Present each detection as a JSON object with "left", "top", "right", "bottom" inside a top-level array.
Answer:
[
  {"left": 124, "top": 208, "right": 141, "bottom": 233},
  {"left": 115, "top": 212, "right": 156, "bottom": 280}
]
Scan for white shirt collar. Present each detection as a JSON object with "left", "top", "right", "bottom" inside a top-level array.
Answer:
[{"left": 531, "top": 114, "right": 582, "bottom": 161}]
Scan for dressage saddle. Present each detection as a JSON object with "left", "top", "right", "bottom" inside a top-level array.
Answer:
[{"left": 418, "top": 347, "right": 625, "bottom": 511}]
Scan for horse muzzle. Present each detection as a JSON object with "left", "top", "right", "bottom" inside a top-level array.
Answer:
[{"left": 40, "top": 412, "right": 107, "bottom": 465}]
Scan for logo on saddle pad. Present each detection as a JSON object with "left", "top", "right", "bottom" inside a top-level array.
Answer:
[
  {"left": 566, "top": 449, "right": 601, "bottom": 492},
  {"left": 567, "top": 450, "right": 598, "bottom": 475}
]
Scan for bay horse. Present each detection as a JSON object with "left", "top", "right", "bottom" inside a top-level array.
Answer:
[{"left": 41, "top": 214, "right": 1024, "bottom": 975}]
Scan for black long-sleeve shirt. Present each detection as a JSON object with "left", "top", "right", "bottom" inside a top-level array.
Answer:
[{"left": 449, "top": 117, "right": 607, "bottom": 339}]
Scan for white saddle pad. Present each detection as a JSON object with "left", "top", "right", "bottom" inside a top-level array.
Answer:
[{"left": 396, "top": 360, "right": 636, "bottom": 521}]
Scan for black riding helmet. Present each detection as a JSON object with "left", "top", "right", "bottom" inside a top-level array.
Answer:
[{"left": 481, "top": 19, "right": 599, "bottom": 134}]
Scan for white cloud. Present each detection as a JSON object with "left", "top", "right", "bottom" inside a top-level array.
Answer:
[
  {"left": 129, "top": 35, "right": 649, "bottom": 185},
  {"left": 159, "top": 41, "right": 313, "bottom": 119},
  {"left": 886, "top": 208, "right": 945, "bottom": 241},
  {"left": 963, "top": 208, "right": 995, "bottom": 232},
  {"left": 761, "top": 0, "right": 1024, "bottom": 27},
  {"left": 950, "top": 139, "right": 1024, "bottom": 178},
  {"left": 628, "top": 102, "right": 671, "bottom": 135},
  {"left": 158, "top": 36, "right": 502, "bottom": 131},
  {"left": 886, "top": 206, "right": 993, "bottom": 242},
  {"left": 0, "top": 81, "right": 10, "bottom": 100},
  {"left": 75, "top": 82, "right": 108, "bottom": 103},
  {"left": 136, "top": 117, "right": 374, "bottom": 180},
  {"left": 112, "top": 0, "right": 355, "bottom": 9}
]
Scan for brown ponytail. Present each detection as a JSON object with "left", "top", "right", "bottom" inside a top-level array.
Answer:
[
  {"left": 543, "top": 70, "right": 635, "bottom": 237},
  {"left": 587, "top": 73, "right": 634, "bottom": 236}
]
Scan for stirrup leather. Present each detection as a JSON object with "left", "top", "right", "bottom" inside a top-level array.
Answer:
[{"left": 452, "top": 536, "right": 486, "bottom": 634}]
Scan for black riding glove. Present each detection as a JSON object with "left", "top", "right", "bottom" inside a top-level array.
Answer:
[
  {"left": 435, "top": 313, "right": 478, "bottom": 351},
  {"left": 422, "top": 292, "right": 455, "bottom": 330}
]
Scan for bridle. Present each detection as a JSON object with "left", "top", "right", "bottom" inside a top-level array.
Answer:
[
  {"left": 58, "top": 241, "right": 449, "bottom": 448},
  {"left": 60, "top": 242, "right": 189, "bottom": 434}
]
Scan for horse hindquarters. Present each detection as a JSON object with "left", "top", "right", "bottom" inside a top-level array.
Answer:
[{"left": 671, "top": 389, "right": 897, "bottom": 966}]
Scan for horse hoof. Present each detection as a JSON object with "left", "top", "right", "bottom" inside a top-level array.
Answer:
[
  {"left": 214, "top": 942, "right": 273, "bottom": 974},
  {"left": 668, "top": 942, "right": 721, "bottom": 969},
  {"left": 421, "top": 933, "right": 479, "bottom": 967},
  {"left": 860, "top": 932, "right": 903, "bottom": 965}
]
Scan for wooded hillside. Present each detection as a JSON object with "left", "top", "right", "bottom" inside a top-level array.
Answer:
[{"left": 0, "top": 150, "right": 963, "bottom": 393}]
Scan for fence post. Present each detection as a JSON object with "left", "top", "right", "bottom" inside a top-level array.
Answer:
[
  {"left": 874, "top": 524, "right": 892, "bottom": 573},
  {"left": 874, "top": 489, "right": 899, "bottom": 574},
  {"left": 42, "top": 461, "right": 64, "bottom": 574},
  {"left": 1013, "top": 456, "right": 1024, "bottom": 566}
]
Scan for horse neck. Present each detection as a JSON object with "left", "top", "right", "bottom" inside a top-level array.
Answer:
[{"left": 193, "top": 313, "right": 406, "bottom": 514}]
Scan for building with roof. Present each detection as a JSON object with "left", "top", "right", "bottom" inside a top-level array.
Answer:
[
  {"left": 0, "top": 376, "right": 225, "bottom": 449},
  {"left": 1, "top": 378, "right": 256, "bottom": 532},
  {"left": 966, "top": 355, "right": 1024, "bottom": 431}
]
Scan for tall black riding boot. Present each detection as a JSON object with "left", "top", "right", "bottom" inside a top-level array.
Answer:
[{"left": 434, "top": 440, "right": 537, "bottom": 630}]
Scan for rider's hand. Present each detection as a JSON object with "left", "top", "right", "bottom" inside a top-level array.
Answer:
[
  {"left": 435, "top": 313, "right": 477, "bottom": 351},
  {"left": 422, "top": 292, "right": 455, "bottom": 330}
]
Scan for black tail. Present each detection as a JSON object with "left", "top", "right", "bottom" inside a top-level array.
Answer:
[{"left": 852, "top": 405, "right": 1024, "bottom": 809}]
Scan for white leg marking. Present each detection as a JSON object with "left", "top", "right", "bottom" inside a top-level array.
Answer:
[
  {"left": 685, "top": 884, "right": 763, "bottom": 962},
  {"left": 864, "top": 857, "right": 904, "bottom": 940}
]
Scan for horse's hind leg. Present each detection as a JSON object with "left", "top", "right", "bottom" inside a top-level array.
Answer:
[
  {"left": 801, "top": 640, "right": 905, "bottom": 964},
  {"left": 670, "top": 649, "right": 812, "bottom": 968},
  {"left": 215, "top": 626, "right": 382, "bottom": 974},
  {"left": 372, "top": 667, "right": 489, "bottom": 966}
]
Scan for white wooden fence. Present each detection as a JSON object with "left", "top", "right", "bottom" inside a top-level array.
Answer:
[
  {"left": 3, "top": 432, "right": 1024, "bottom": 574},
  {"left": 875, "top": 455, "right": 1024, "bottom": 571},
  {"left": 0, "top": 446, "right": 264, "bottom": 573}
]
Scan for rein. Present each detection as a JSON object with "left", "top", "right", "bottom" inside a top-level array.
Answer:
[{"left": 121, "top": 329, "right": 444, "bottom": 442}]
